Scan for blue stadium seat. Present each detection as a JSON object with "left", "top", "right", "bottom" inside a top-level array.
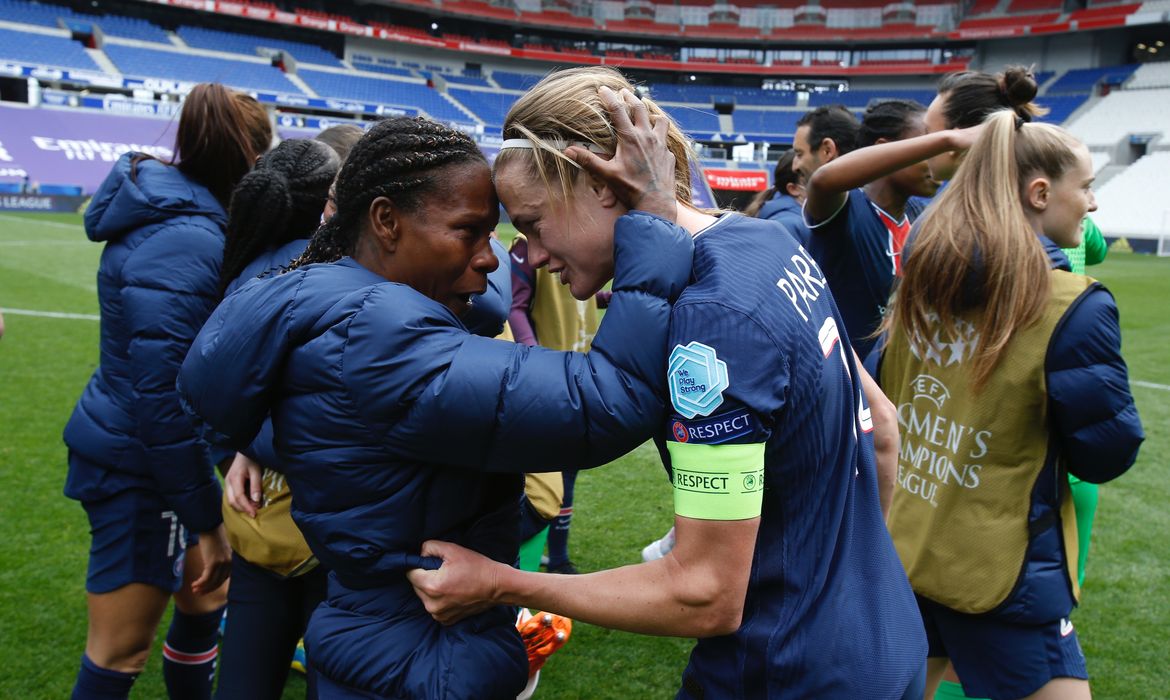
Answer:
[
  {"left": 1046, "top": 64, "right": 1139, "bottom": 95},
  {"left": 441, "top": 73, "right": 492, "bottom": 88},
  {"left": 0, "top": 1, "right": 169, "bottom": 43},
  {"left": 298, "top": 69, "right": 471, "bottom": 123},
  {"left": 448, "top": 88, "right": 515, "bottom": 125},
  {"left": 177, "top": 26, "right": 344, "bottom": 67},
  {"left": 104, "top": 44, "right": 303, "bottom": 94},
  {"left": 732, "top": 110, "right": 803, "bottom": 139},
  {"left": 650, "top": 83, "right": 795, "bottom": 107},
  {"left": 352, "top": 62, "right": 416, "bottom": 78},
  {"left": 492, "top": 70, "right": 545, "bottom": 90},
  {"left": 80, "top": 14, "right": 170, "bottom": 43},
  {"left": 661, "top": 105, "right": 722, "bottom": 137},
  {"left": 1034, "top": 94, "right": 1088, "bottom": 124},
  {"left": 0, "top": 0, "right": 68, "bottom": 28},
  {"left": 0, "top": 26, "right": 100, "bottom": 73},
  {"left": 808, "top": 89, "right": 935, "bottom": 108}
]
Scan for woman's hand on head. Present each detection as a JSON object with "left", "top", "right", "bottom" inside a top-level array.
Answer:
[
  {"left": 407, "top": 540, "right": 504, "bottom": 625},
  {"left": 946, "top": 122, "right": 987, "bottom": 155},
  {"left": 566, "top": 86, "right": 678, "bottom": 222},
  {"left": 224, "top": 452, "right": 263, "bottom": 518}
]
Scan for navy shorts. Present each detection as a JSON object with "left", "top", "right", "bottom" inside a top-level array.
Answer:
[
  {"left": 918, "top": 595, "right": 1088, "bottom": 700},
  {"left": 82, "top": 488, "right": 193, "bottom": 594}
]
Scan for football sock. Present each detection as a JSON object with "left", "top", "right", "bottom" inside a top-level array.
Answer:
[
  {"left": 1069, "top": 477, "right": 1099, "bottom": 588},
  {"left": 162, "top": 606, "right": 224, "bottom": 700},
  {"left": 71, "top": 654, "right": 137, "bottom": 700},
  {"left": 546, "top": 471, "right": 577, "bottom": 568}
]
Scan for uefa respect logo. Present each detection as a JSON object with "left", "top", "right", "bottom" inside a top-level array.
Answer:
[{"left": 668, "top": 341, "right": 729, "bottom": 419}]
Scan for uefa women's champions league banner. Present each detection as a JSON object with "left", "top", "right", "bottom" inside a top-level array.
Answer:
[{"left": 0, "top": 104, "right": 178, "bottom": 196}]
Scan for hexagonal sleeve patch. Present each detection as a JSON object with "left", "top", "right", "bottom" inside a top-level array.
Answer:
[{"left": 668, "top": 341, "right": 730, "bottom": 419}]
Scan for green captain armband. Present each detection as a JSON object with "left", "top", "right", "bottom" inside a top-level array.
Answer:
[{"left": 667, "top": 442, "right": 765, "bottom": 520}]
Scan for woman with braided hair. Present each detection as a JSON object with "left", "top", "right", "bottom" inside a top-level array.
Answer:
[
  {"left": 210, "top": 138, "right": 339, "bottom": 700},
  {"left": 178, "top": 114, "right": 693, "bottom": 698}
]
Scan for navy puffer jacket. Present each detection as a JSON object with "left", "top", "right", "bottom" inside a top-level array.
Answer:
[
  {"left": 64, "top": 153, "right": 225, "bottom": 534},
  {"left": 179, "top": 212, "right": 693, "bottom": 698}
]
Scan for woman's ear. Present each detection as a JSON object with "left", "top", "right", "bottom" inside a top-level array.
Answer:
[
  {"left": 367, "top": 196, "right": 400, "bottom": 253},
  {"left": 588, "top": 175, "right": 620, "bottom": 209},
  {"left": 1025, "top": 176, "right": 1051, "bottom": 212}
]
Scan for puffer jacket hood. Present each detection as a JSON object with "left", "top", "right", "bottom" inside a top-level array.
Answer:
[{"left": 85, "top": 154, "right": 226, "bottom": 243}]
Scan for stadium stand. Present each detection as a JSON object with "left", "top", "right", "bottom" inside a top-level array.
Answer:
[
  {"left": 732, "top": 109, "right": 803, "bottom": 139},
  {"left": 1066, "top": 88, "right": 1170, "bottom": 146},
  {"left": 447, "top": 87, "right": 514, "bottom": 125},
  {"left": 350, "top": 62, "right": 416, "bottom": 78},
  {"left": 1092, "top": 151, "right": 1170, "bottom": 239},
  {"left": 492, "top": 70, "right": 547, "bottom": 90},
  {"left": 808, "top": 89, "right": 935, "bottom": 108},
  {"left": 428, "top": 72, "right": 493, "bottom": 87},
  {"left": 176, "top": 26, "right": 345, "bottom": 67},
  {"left": 1128, "top": 61, "right": 1170, "bottom": 89},
  {"left": 0, "top": 26, "right": 101, "bottom": 73},
  {"left": 650, "top": 83, "right": 796, "bottom": 106},
  {"left": 103, "top": 44, "right": 304, "bottom": 94},
  {"left": 296, "top": 69, "right": 471, "bottom": 123},
  {"left": 0, "top": 0, "right": 171, "bottom": 42},
  {"left": 1034, "top": 94, "right": 1090, "bottom": 124},
  {"left": 660, "top": 105, "right": 722, "bottom": 136},
  {"left": 1045, "top": 64, "right": 1140, "bottom": 94},
  {"left": 71, "top": 14, "right": 172, "bottom": 43}
]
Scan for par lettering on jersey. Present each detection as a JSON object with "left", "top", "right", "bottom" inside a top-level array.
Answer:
[{"left": 668, "top": 341, "right": 730, "bottom": 419}]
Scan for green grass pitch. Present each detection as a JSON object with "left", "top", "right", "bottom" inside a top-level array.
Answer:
[{"left": 0, "top": 212, "right": 1166, "bottom": 698}]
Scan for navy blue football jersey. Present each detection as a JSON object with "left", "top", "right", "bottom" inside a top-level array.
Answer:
[
  {"left": 659, "top": 213, "right": 925, "bottom": 698},
  {"left": 805, "top": 188, "right": 922, "bottom": 358}
]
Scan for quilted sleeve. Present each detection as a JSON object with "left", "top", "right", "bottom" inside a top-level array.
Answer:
[
  {"left": 357, "top": 212, "right": 694, "bottom": 472},
  {"left": 1046, "top": 286, "right": 1144, "bottom": 483}
]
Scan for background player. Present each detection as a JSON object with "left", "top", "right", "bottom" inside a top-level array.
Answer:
[{"left": 875, "top": 111, "right": 1143, "bottom": 700}]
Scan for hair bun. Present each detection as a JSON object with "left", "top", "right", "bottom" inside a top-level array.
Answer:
[{"left": 1000, "top": 66, "right": 1039, "bottom": 108}]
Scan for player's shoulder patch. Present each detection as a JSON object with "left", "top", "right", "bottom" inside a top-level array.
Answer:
[
  {"left": 669, "top": 407, "right": 758, "bottom": 445},
  {"left": 668, "top": 341, "right": 730, "bottom": 419}
]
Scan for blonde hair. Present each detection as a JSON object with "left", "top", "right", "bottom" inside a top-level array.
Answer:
[
  {"left": 882, "top": 110, "right": 1084, "bottom": 389},
  {"left": 496, "top": 66, "right": 695, "bottom": 208}
]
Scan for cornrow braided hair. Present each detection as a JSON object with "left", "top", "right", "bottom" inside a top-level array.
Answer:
[
  {"left": 289, "top": 117, "right": 486, "bottom": 270},
  {"left": 219, "top": 139, "right": 340, "bottom": 295},
  {"left": 858, "top": 99, "right": 926, "bottom": 149}
]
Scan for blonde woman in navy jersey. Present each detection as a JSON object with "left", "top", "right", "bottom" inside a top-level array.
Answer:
[
  {"left": 409, "top": 66, "right": 926, "bottom": 700},
  {"left": 871, "top": 112, "right": 1142, "bottom": 700}
]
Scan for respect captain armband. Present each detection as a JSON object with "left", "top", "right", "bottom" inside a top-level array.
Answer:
[{"left": 666, "top": 442, "right": 765, "bottom": 520}]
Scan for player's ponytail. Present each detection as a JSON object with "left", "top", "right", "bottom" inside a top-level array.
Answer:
[
  {"left": 882, "top": 110, "right": 1056, "bottom": 389},
  {"left": 220, "top": 139, "right": 339, "bottom": 294}
]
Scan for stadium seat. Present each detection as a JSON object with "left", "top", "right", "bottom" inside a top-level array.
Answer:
[
  {"left": 104, "top": 44, "right": 303, "bottom": 94},
  {"left": 297, "top": 69, "right": 472, "bottom": 123},
  {"left": 808, "top": 89, "right": 935, "bottom": 108},
  {"left": 1046, "top": 64, "right": 1139, "bottom": 94},
  {"left": 351, "top": 62, "right": 416, "bottom": 78},
  {"left": 1091, "top": 151, "right": 1170, "bottom": 237},
  {"left": 492, "top": 71, "right": 546, "bottom": 91},
  {"left": 176, "top": 26, "right": 344, "bottom": 67},
  {"left": 1066, "top": 87, "right": 1170, "bottom": 146},
  {"left": 731, "top": 109, "right": 803, "bottom": 139},
  {"left": 1127, "top": 62, "right": 1170, "bottom": 90},
  {"left": 0, "top": 26, "right": 101, "bottom": 73},
  {"left": 447, "top": 88, "right": 515, "bottom": 125}
]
